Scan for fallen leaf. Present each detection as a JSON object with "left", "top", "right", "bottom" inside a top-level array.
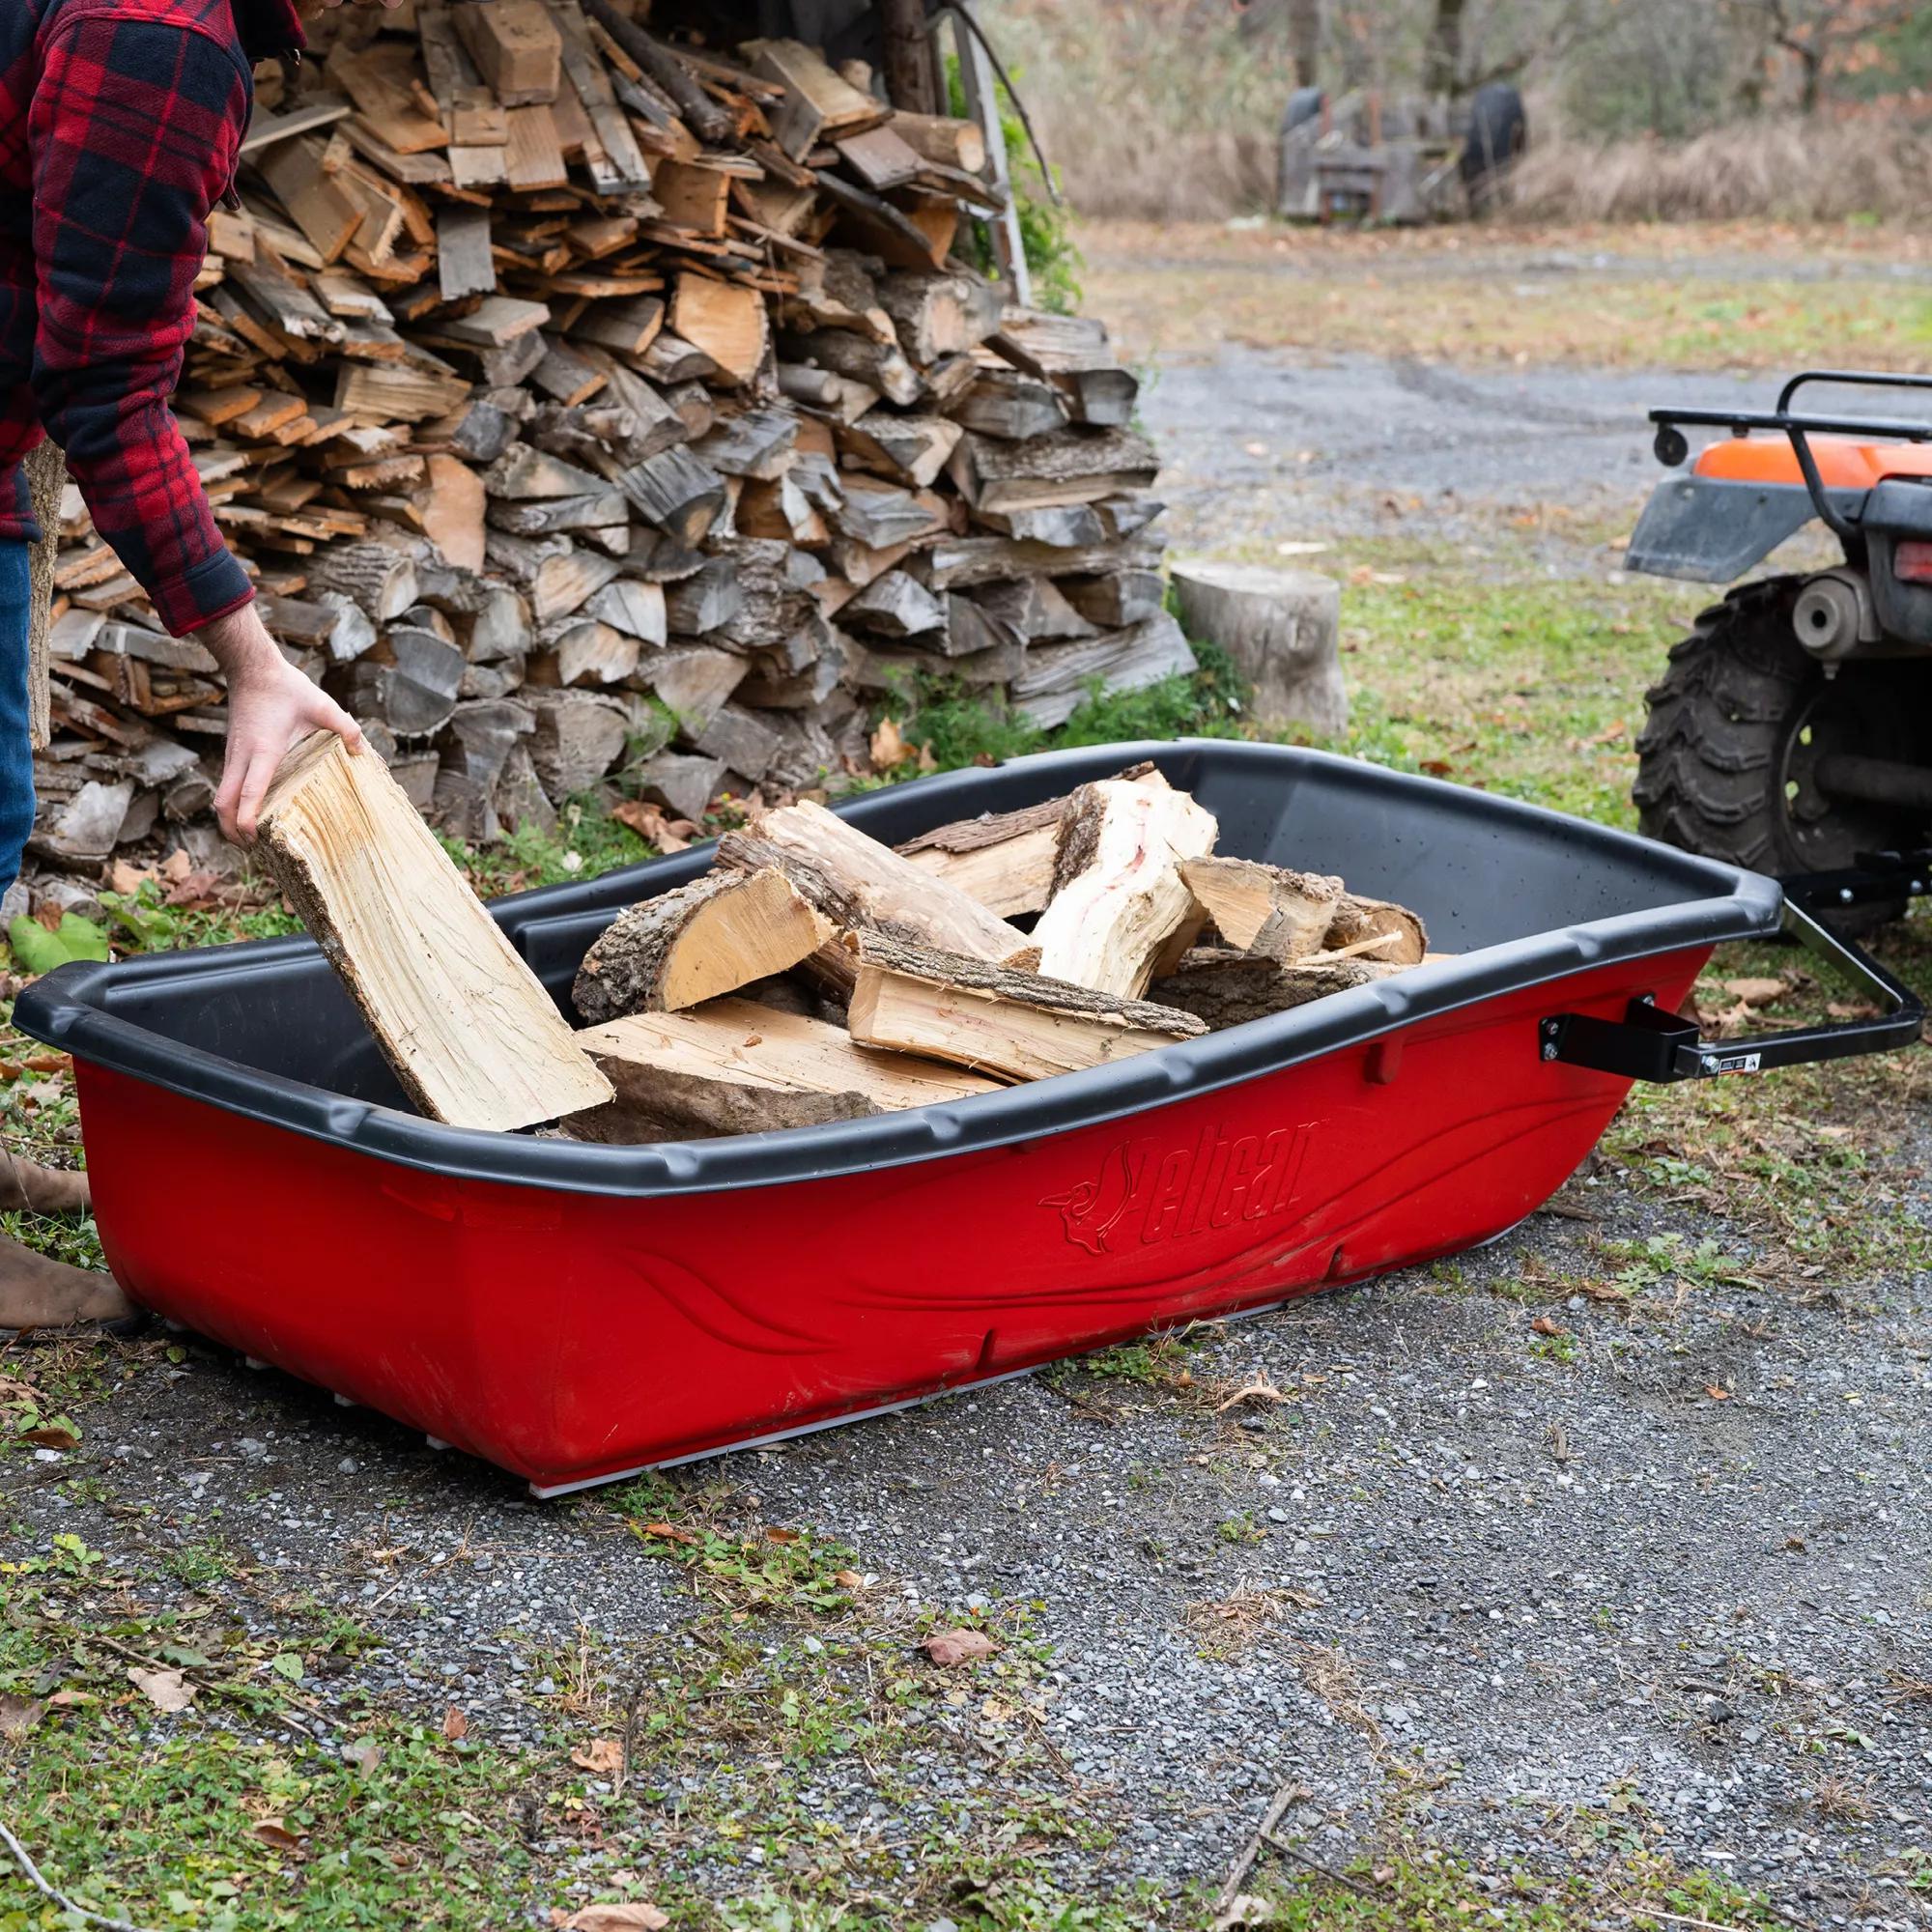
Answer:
[
  {"left": 561, "top": 1907, "right": 669, "bottom": 1932},
  {"left": 128, "top": 1666, "right": 195, "bottom": 1713},
  {"left": 1721, "top": 976, "right": 1786, "bottom": 1008},
  {"left": 1215, "top": 1897, "right": 1275, "bottom": 1930},
  {"left": 0, "top": 1691, "right": 43, "bottom": 1736},
  {"left": 44, "top": 1689, "right": 86, "bottom": 1708},
  {"left": 639, "top": 1521, "right": 697, "bottom": 1546},
  {"left": 164, "top": 870, "right": 222, "bottom": 909},
  {"left": 1589, "top": 721, "right": 1629, "bottom": 744},
  {"left": 981, "top": 1695, "right": 1013, "bottom": 1721},
  {"left": 1419, "top": 758, "right": 1455, "bottom": 778},
  {"left": 105, "top": 860, "right": 156, "bottom": 896},
  {"left": 441, "top": 1705, "right": 468, "bottom": 1741},
  {"left": 833, "top": 1570, "right": 865, "bottom": 1591},
  {"left": 161, "top": 847, "right": 193, "bottom": 884},
  {"left": 610, "top": 799, "right": 693, "bottom": 853},
  {"left": 253, "top": 1819, "right": 305, "bottom": 1853},
  {"left": 571, "top": 1737, "right": 625, "bottom": 1775},
  {"left": 22, "top": 1053, "right": 69, "bottom": 1075},
  {"left": 21, "top": 1424, "right": 78, "bottom": 1450},
  {"left": 869, "top": 716, "right": 908, "bottom": 769},
  {"left": 917, "top": 742, "right": 938, "bottom": 773},
  {"left": 342, "top": 1737, "right": 383, "bottom": 1774},
  {"left": 1529, "top": 1316, "right": 1569, "bottom": 1339},
  {"left": 764, "top": 1526, "right": 801, "bottom": 1544},
  {"left": 923, "top": 1629, "right": 998, "bottom": 1667},
  {"left": 1703, "top": 1384, "right": 1731, "bottom": 1402},
  {"left": 1214, "top": 1376, "right": 1291, "bottom": 1413}
]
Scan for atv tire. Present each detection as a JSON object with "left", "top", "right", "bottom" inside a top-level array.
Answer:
[{"left": 1634, "top": 578, "right": 1926, "bottom": 935}]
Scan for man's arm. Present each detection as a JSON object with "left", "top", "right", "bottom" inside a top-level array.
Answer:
[{"left": 30, "top": 14, "right": 360, "bottom": 838}]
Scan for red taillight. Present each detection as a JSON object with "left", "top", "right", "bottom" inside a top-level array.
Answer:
[{"left": 1895, "top": 540, "right": 1932, "bottom": 583}]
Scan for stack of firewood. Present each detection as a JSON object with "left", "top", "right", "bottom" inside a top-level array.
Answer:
[
  {"left": 29, "top": 0, "right": 1190, "bottom": 892},
  {"left": 555, "top": 763, "right": 1435, "bottom": 1140}
]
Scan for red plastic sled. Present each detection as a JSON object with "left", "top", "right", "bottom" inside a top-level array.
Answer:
[{"left": 19, "top": 741, "right": 1913, "bottom": 1493}]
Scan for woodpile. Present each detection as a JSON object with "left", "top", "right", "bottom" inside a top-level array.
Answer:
[
  {"left": 24, "top": 2, "right": 1193, "bottom": 899},
  {"left": 548, "top": 765, "right": 1440, "bottom": 1142}
]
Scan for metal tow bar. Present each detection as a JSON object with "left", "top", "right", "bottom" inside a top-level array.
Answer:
[{"left": 1539, "top": 902, "right": 1923, "bottom": 1083}]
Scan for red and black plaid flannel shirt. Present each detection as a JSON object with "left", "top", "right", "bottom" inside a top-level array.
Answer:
[{"left": 0, "top": 0, "right": 303, "bottom": 637}]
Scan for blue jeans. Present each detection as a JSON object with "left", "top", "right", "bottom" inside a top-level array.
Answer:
[{"left": 0, "top": 541, "right": 38, "bottom": 900}]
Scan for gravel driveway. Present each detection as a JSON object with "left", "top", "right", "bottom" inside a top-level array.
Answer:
[{"left": 6, "top": 343, "right": 1929, "bottom": 1930}]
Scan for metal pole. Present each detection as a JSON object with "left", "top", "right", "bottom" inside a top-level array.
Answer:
[{"left": 952, "top": 1, "right": 1031, "bottom": 307}]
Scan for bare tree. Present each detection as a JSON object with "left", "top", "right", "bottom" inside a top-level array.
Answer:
[{"left": 1720, "top": 0, "right": 1918, "bottom": 111}]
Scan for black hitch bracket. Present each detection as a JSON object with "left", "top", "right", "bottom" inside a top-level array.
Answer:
[{"left": 1541, "top": 901, "right": 1922, "bottom": 1084}]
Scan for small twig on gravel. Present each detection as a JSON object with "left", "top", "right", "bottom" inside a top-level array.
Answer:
[
  {"left": 1212, "top": 1777, "right": 1304, "bottom": 1914},
  {"left": 0, "top": 1815, "right": 156, "bottom": 1932},
  {"left": 1616, "top": 1909, "right": 1812, "bottom": 1932},
  {"left": 614, "top": 1673, "right": 644, "bottom": 1802}
]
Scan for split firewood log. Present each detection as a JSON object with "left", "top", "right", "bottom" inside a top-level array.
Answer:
[
  {"left": 1324, "top": 895, "right": 1429, "bottom": 965},
  {"left": 572, "top": 867, "right": 837, "bottom": 1024},
  {"left": 565, "top": 996, "right": 998, "bottom": 1141},
  {"left": 843, "top": 930, "right": 1206, "bottom": 1083},
  {"left": 893, "top": 761, "right": 1164, "bottom": 920},
  {"left": 1030, "top": 770, "right": 1217, "bottom": 998},
  {"left": 1179, "top": 856, "right": 1346, "bottom": 964},
  {"left": 1151, "top": 948, "right": 1402, "bottom": 1030},
  {"left": 257, "top": 731, "right": 612, "bottom": 1132},
  {"left": 724, "top": 799, "right": 1037, "bottom": 974}
]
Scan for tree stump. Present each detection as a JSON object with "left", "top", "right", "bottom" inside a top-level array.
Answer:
[{"left": 1170, "top": 562, "right": 1345, "bottom": 735}]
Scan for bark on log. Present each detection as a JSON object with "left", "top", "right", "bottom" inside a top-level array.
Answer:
[
  {"left": 844, "top": 931, "right": 1207, "bottom": 1083},
  {"left": 1150, "top": 948, "right": 1401, "bottom": 1030},
  {"left": 567, "top": 996, "right": 998, "bottom": 1141},
  {"left": 572, "top": 866, "right": 837, "bottom": 1022},
  {"left": 736, "top": 798, "right": 1036, "bottom": 967}
]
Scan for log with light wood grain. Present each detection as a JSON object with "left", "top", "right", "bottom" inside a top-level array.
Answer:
[
  {"left": 256, "top": 731, "right": 613, "bottom": 1131},
  {"left": 892, "top": 761, "right": 1161, "bottom": 919},
  {"left": 844, "top": 931, "right": 1207, "bottom": 1083},
  {"left": 732, "top": 799, "right": 1037, "bottom": 970},
  {"left": 1179, "top": 856, "right": 1345, "bottom": 964},
  {"left": 1325, "top": 895, "right": 1429, "bottom": 965},
  {"left": 1150, "top": 948, "right": 1401, "bottom": 1031},
  {"left": 1030, "top": 771, "right": 1217, "bottom": 999},
  {"left": 572, "top": 867, "right": 836, "bottom": 1024},
  {"left": 565, "top": 995, "right": 1000, "bottom": 1141},
  {"left": 895, "top": 797, "right": 1065, "bottom": 919}
]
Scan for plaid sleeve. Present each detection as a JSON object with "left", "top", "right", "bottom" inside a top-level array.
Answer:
[{"left": 29, "top": 13, "right": 254, "bottom": 638}]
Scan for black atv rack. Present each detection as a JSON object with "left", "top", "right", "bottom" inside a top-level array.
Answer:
[{"left": 1650, "top": 369, "right": 1932, "bottom": 541}]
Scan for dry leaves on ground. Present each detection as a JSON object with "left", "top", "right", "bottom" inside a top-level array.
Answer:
[
  {"left": 554, "top": 1904, "right": 670, "bottom": 1931},
  {"left": 1722, "top": 976, "right": 1787, "bottom": 1007},
  {"left": 611, "top": 799, "right": 698, "bottom": 852},
  {"left": 0, "top": 1691, "right": 43, "bottom": 1736},
  {"left": 923, "top": 1629, "right": 999, "bottom": 1666},
  {"left": 253, "top": 1820, "right": 305, "bottom": 1854},
  {"left": 441, "top": 1705, "right": 468, "bottom": 1740},
  {"left": 571, "top": 1737, "right": 625, "bottom": 1775},
  {"left": 128, "top": 1666, "right": 194, "bottom": 1713}
]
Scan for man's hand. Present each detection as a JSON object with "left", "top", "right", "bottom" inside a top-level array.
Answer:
[{"left": 198, "top": 603, "right": 365, "bottom": 844}]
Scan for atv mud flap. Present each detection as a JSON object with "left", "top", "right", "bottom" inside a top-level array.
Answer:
[{"left": 1626, "top": 475, "right": 1861, "bottom": 583}]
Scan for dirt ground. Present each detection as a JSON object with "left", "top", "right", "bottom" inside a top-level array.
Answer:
[{"left": 4, "top": 225, "right": 1931, "bottom": 1932}]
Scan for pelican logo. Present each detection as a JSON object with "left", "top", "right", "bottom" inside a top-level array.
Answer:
[{"left": 1042, "top": 1122, "right": 1314, "bottom": 1254}]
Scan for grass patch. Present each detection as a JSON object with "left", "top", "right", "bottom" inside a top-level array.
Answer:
[{"left": 1079, "top": 219, "right": 1932, "bottom": 372}]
